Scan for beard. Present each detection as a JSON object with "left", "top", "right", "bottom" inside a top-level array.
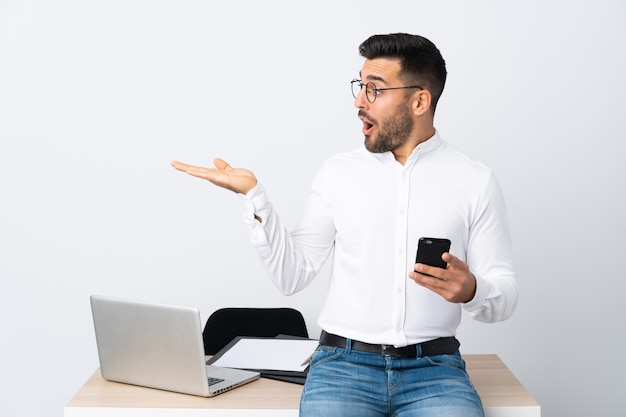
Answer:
[{"left": 362, "top": 102, "right": 414, "bottom": 154}]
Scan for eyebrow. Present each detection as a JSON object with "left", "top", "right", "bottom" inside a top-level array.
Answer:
[{"left": 359, "top": 71, "right": 388, "bottom": 85}]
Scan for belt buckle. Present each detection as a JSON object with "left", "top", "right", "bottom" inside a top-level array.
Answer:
[{"left": 381, "top": 344, "right": 396, "bottom": 357}]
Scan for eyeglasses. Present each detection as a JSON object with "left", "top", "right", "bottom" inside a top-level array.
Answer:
[{"left": 351, "top": 78, "right": 423, "bottom": 103}]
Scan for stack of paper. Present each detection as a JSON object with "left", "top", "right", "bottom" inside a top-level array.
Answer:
[{"left": 206, "top": 336, "right": 319, "bottom": 384}]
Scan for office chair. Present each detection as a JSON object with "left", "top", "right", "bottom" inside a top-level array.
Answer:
[{"left": 202, "top": 307, "right": 309, "bottom": 355}]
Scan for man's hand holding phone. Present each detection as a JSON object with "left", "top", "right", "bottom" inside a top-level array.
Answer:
[{"left": 409, "top": 237, "right": 477, "bottom": 304}]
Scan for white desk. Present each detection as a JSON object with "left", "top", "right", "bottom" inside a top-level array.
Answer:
[{"left": 65, "top": 354, "right": 540, "bottom": 417}]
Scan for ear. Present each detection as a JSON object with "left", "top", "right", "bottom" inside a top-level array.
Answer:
[{"left": 410, "top": 90, "right": 432, "bottom": 116}]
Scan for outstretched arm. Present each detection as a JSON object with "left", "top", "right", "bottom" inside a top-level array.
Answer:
[
  {"left": 171, "top": 158, "right": 257, "bottom": 195},
  {"left": 172, "top": 157, "right": 335, "bottom": 296}
]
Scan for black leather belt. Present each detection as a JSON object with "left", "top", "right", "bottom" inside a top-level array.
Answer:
[{"left": 319, "top": 331, "right": 460, "bottom": 358}]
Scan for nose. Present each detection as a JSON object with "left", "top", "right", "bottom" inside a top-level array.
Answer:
[{"left": 354, "top": 86, "right": 368, "bottom": 109}]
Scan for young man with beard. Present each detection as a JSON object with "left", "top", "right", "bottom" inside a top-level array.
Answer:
[{"left": 172, "top": 33, "right": 518, "bottom": 417}]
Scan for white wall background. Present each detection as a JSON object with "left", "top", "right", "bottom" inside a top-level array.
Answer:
[{"left": 1, "top": 1, "right": 625, "bottom": 416}]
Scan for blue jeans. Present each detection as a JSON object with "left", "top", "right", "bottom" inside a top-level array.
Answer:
[{"left": 300, "top": 339, "right": 484, "bottom": 417}]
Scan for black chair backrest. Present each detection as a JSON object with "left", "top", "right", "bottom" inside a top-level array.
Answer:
[{"left": 202, "top": 307, "right": 309, "bottom": 355}]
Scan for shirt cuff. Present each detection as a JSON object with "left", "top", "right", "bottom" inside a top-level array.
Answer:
[
  {"left": 463, "top": 273, "right": 487, "bottom": 311},
  {"left": 238, "top": 183, "right": 271, "bottom": 225}
]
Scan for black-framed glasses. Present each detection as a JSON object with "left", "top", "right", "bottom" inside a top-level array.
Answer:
[{"left": 351, "top": 78, "right": 423, "bottom": 103}]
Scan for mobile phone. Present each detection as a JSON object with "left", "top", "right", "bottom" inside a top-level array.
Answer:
[{"left": 415, "top": 237, "right": 451, "bottom": 271}]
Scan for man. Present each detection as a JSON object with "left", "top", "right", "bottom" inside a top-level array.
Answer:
[{"left": 172, "top": 33, "right": 518, "bottom": 417}]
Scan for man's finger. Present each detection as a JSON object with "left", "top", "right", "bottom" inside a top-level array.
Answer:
[
  {"left": 414, "top": 263, "right": 445, "bottom": 279},
  {"left": 171, "top": 160, "right": 212, "bottom": 180},
  {"left": 213, "top": 158, "right": 231, "bottom": 171},
  {"left": 171, "top": 160, "right": 189, "bottom": 172},
  {"left": 441, "top": 252, "right": 460, "bottom": 268}
]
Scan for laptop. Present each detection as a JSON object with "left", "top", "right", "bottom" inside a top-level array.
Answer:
[{"left": 90, "top": 295, "right": 260, "bottom": 397}]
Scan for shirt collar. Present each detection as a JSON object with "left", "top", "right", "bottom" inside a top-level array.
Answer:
[
  {"left": 371, "top": 129, "right": 443, "bottom": 167},
  {"left": 407, "top": 129, "right": 442, "bottom": 163}
]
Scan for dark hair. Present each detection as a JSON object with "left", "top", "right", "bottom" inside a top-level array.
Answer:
[{"left": 359, "top": 33, "right": 447, "bottom": 113}]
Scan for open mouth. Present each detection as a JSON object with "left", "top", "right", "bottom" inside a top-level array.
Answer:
[{"left": 359, "top": 112, "right": 375, "bottom": 136}]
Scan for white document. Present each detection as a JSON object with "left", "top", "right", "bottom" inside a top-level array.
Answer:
[{"left": 210, "top": 338, "right": 319, "bottom": 372}]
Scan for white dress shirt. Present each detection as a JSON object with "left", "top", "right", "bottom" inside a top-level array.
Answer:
[{"left": 240, "top": 131, "right": 518, "bottom": 346}]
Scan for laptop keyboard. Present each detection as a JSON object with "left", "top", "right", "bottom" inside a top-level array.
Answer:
[{"left": 207, "top": 377, "right": 225, "bottom": 386}]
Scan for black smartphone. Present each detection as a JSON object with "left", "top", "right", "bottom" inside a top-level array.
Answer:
[{"left": 415, "top": 237, "right": 451, "bottom": 272}]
